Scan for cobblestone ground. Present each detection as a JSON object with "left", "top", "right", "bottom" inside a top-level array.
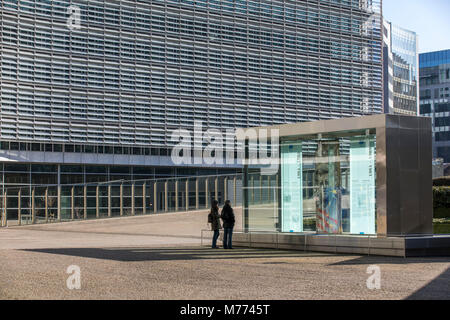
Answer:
[{"left": 0, "top": 211, "right": 449, "bottom": 300}]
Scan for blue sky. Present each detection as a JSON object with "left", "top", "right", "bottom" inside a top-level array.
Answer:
[{"left": 383, "top": 0, "right": 450, "bottom": 53}]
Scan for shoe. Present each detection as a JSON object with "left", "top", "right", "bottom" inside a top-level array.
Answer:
[{"left": 212, "top": 246, "right": 220, "bottom": 249}]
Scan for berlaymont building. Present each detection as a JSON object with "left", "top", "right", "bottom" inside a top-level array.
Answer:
[{"left": 0, "top": 1, "right": 383, "bottom": 209}]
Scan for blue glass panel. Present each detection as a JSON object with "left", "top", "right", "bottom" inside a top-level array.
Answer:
[
  {"left": 349, "top": 138, "right": 376, "bottom": 235},
  {"left": 281, "top": 142, "right": 303, "bottom": 233}
]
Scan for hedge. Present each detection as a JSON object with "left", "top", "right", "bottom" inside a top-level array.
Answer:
[
  {"left": 433, "top": 176, "right": 450, "bottom": 187},
  {"left": 434, "top": 219, "right": 450, "bottom": 234},
  {"left": 433, "top": 187, "right": 450, "bottom": 219}
]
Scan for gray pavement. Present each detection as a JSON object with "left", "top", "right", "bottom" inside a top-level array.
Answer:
[{"left": 0, "top": 210, "right": 449, "bottom": 300}]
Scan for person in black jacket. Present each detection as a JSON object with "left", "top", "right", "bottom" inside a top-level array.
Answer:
[
  {"left": 220, "top": 200, "right": 235, "bottom": 249},
  {"left": 208, "top": 200, "right": 222, "bottom": 249}
]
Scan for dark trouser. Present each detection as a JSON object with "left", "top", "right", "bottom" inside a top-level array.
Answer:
[
  {"left": 212, "top": 230, "right": 220, "bottom": 248},
  {"left": 223, "top": 227, "right": 233, "bottom": 249}
]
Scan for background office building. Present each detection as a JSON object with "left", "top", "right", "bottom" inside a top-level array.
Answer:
[
  {"left": 382, "top": 20, "right": 419, "bottom": 115},
  {"left": 0, "top": 1, "right": 383, "bottom": 190},
  {"left": 419, "top": 49, "right": 450, "bottom": 164}
]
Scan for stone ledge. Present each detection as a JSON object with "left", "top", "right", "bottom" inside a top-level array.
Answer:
[{"left": 231, "top": 232, "right": 450, "bottom": 257}]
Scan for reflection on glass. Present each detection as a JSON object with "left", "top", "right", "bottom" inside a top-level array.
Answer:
[
  {"left": 349, "top": 137, "right": 376, "bottom": 235},
  {"left": 245, "top": 130, "right": 377, "bottom": 235},
  {"left": 281, "top": 142, "right": 303, "bottom": 233}
]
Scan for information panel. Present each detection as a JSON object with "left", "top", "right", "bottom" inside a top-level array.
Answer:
[
  {"left": 349, "top": 138, "right": 376, "bottom": 235},
  {"left": 281, "top": 143, "right": 303, "bottom": 233}
]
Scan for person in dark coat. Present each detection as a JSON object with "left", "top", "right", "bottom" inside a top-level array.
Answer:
[
  {"left": 220, "top": 200, "right": 235, "bottom": 249},
  {"left": 208, "top": 200, "right": 222, "bottom": 249}
]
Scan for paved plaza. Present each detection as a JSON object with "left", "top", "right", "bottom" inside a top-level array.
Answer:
[{"left": 0, "top": 210, "right": 449, "bottom": 300}]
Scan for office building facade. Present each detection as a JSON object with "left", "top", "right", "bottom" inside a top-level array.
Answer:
[
  {"left": 382, "top": 20, "right": 419, "bottom": 115},
  {"left": 0, "top": 1, "right": 383, "bottom": 190},
  {"left": 419, "top": 49, "right": 450, "bottom": 163}
]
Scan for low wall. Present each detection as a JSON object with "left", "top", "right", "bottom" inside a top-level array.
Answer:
[{"left": 231, "top": 232, "right": 450, "bottom": 257}]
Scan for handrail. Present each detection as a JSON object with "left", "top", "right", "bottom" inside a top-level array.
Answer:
[
  {"left": 0, "top": 172, "right": 243, "bottom": 191},
  {"left": 200, "top": 229, "right": 391, "bottom": 257},
  {"left": 1, "top": 172, "right": 243, "bottom": 227}
]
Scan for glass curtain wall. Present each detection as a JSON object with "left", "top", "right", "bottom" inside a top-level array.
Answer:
[
  {"left": 1, "top": 173, "right": 242, "bottom": 226},
  {"left": 245, "top": 129, "right": 377, "bottom": 235},
  {"left": 391, "top": 25, "right": 419, "bottom": 114}
]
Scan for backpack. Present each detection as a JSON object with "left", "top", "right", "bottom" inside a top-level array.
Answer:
[
  {"left": 207, "top": 212, "right": 213, "bottom": 224},
  {"left": 221, "top": 207, "right": 231, "bottom": 222}
]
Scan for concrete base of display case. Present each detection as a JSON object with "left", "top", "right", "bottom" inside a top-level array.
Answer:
[{"left": 230, "top": 232, "right": 450, "bottom": 257}]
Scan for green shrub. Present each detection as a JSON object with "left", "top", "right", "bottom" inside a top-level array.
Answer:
[
  {"left": 433, "top": 176, "right": 450, "bottom": 187},
  {"left": 433, "top": 219, "right": 450, "bottom": 234},
  {"left": 433, "top": 187, "right": 450, "bottom": 219}
]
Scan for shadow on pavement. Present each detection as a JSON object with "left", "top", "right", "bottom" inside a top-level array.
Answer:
[
  {"left": 328, "top": 255, "right": 450, "bottom": 266},
  {"left": 407, "top": 267, "right": 450, "bottom": 300},
  {"left": 22, "top": 247, "right": 334, "bottom": 262}
]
